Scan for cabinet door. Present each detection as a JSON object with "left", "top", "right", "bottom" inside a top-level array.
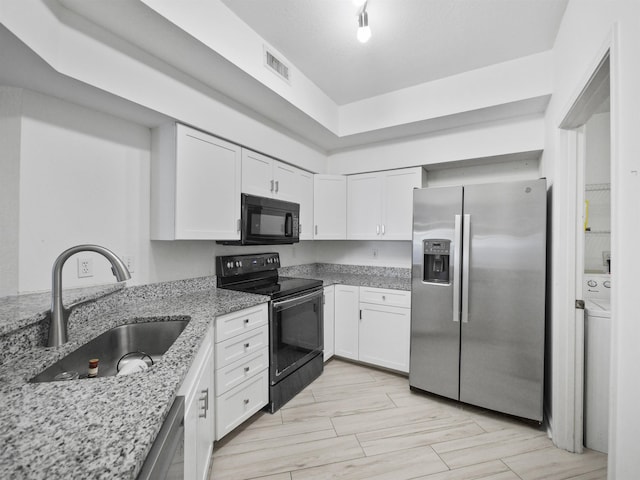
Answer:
[
  {"left": 359, "top": 303, "right": 410, "bottom": 373},
  {"left": 242, "top": 148, "right": 274, "bottom": 197},
  {"left": 334, "top": 285, "right": 359, "bottom": 360},
  {"left": 314, "top": 175, "right": 347, "bottom": 239},
  {"left": 195, "top": 347, "right": 214, "bottom": 480},
  {"left": 297, "top": 169, "right": 314, "bottom": 240},
  {"left": 381, "top": 167, "right": 423, "bottom": 240},
  {"left": 273, "top": 161, "right": 298, "bottom": 203},
  {"left": 175, "top": 125, "right": 241, "bottom": 240},
  {"left": 347, "top": 172, "right": 382, "bottom": 240},
  {"left": 183, "top": 345, "right": 214, "bottom": 480},
  {"left": 323, "top": 286, "right": 335, "bottom": 361}
]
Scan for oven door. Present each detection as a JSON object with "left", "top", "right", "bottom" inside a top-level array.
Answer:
[
  {"left": 271, "top": 288, "right": 323, "bottom": 383},
  {"left": 242, "top": 194, "right": 300, "bottom": 245}
]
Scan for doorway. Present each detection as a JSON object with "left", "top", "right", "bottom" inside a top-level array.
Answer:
[{"left": 559, "top": 51, "right": 612, "bottom": 457}]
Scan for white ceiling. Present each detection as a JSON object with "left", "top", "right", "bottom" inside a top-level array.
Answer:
[{"left": 221, "top": 0, "right": 569, "bottom": 105}]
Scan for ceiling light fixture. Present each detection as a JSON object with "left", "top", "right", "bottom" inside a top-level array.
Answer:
[{"left": 357, "top": 2, "right": 371, "bottom": 43}]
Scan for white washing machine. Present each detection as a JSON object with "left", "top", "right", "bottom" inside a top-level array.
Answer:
[{"left": 583, "top": 273, "right": 611, "bottom": 454}]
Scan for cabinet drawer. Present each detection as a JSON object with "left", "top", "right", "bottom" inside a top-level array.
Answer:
[
  {"left": 215, "top": 303, "right": 268, "bottom": 343},
  {"left": 215, "top": 325, "right": 269, "bottom": 368},
  {"left": 215, "top": 347, "right": 269, "bottom": 395},
  {"left": 359, "top": 287, "right": 411, "bottom": 308},
  {"left": 215, "top": 369, "right": 268, "bottom": 440}
]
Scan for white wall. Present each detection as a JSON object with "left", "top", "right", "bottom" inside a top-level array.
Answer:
[
  {"left": 545, "top": 1, "right": 640, "bottom": 476},
  {"left": 584, "top": 112, "right": 610, "bottom": 273},
  {"left": 585, "top": 112, "right": 611, "bottom": 185},
  {"left": 0, "top": 1, "right": 327, "bottom": 174},
  {"left": 328, "top": 114, "right": 545, "bottom": 175},
  {"left": 314, "top": 241, "right": 411, "bottom": 269},
  {"left": 4, "top": 89, "right": 320, "bottom": 294},
  {"left": 0, "top": 87, "right": 22, "bottom": 296},
  {"left": 17, "top": 90, "right": 151, "bottom": 292},
  {"left": 339, "top": 52, "right": 553, "bottom": 136},
  {"left": 425, "top": 157, "right": 541, "bottom": 188}
]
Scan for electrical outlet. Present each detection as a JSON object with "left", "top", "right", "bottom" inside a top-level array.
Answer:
[
  {"left": 602, "top": 251, "right": 611, "bottom": 267},
  {"left": 123, "top": 255, "right": 135, "bottom": 273},
  {"left": 77, "top": 257, "right": 93, "bottom": 278}
]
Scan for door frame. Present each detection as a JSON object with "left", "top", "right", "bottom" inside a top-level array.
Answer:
[{"left": 555, "top": 27, "right": 615, "bottom": 455}]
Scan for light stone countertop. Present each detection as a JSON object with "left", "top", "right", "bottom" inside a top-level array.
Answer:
[
  {"left": 0, "top": 264, "right": 410, "bottom": 479},
  {"left": 0, "top": 278, "right": 268, "bottom": 480},
  {"left": 279, "top": 263, "right": 411, "bottom": 291}
]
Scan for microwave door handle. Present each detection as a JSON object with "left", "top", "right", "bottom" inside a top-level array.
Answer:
[{"left": 285, "top": 213, "right": 293, "bottom": 237}]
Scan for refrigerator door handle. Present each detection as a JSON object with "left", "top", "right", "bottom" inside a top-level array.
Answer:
[
  {"left": 462, "top": 214, "right": 471, "bottom": 323},
  {"left": 452, "top": 215, "right": 462, "bottom": 323}
]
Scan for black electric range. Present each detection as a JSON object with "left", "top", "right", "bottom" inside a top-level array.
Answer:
[
  {"left": 216, "top": 253, "right": 324, "bottom": 413},
  {"left": 216, "top": 252, "right": 321, "bottom": 298}
]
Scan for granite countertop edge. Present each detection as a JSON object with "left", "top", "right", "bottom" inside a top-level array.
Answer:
[{"left": 0, "top": 264, "right": 411, "bottom": 479}]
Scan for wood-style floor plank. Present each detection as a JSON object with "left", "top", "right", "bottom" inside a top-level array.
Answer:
[
  {"left": 211, "top": 435, "right": 364, "bottom": 480},
  {"left": 503, "top": 446, "right": 608, "bottom": 480},
  {"left": 290, "top": 445, "right": 448, "bottom": 480},
  {"left": 210, "top": 359, "right": 608, "bottom": 480}
]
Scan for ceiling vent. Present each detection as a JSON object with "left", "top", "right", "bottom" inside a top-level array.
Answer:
[{"left": 264, "top": 47, "right": 290, "bottom": 83}]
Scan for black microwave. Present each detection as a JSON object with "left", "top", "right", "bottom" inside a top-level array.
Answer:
[{"left": 219, "top": 194, "right": 300, "bottom": 245}]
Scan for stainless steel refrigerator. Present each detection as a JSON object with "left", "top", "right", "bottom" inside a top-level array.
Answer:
[{"left": 409, "top": 179, "right": 546, "bottom": 422}]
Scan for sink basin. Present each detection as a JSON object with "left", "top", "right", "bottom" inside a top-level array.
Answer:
[{"left": 30, "top": 319, "right": 189, "bottom": 383}]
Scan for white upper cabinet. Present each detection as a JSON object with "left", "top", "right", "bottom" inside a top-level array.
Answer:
[
  {"left": 347, "top": 167, "right": 425, "bottom": 240},
  {"left": 242, "top": 148, "right": 296, "bottom": 202},
  {"left": 151, "top": 123, "right": 241, "bottom": 240},
  {"left": 314, "top": 174, "right": 347, "bottom": 239},
  {"left": 242, "top": 148, "right": 314, "bottom": 239},
  {"left": 346, "top": 173, "right": 382, "bottom": 240},
  {"left": 241, "top": 149, "right": 274, "bottom": 198},
  {"left": 296, "top": 169, "right": 314, "bottom": 240}
]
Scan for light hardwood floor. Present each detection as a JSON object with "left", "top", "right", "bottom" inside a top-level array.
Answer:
[{"left": 210, "top": 359, "right": 607, "bottom": 480}]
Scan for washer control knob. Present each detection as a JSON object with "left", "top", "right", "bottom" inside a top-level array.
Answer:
[
  {"left": 603, "top": 280, "right": 611, "bottom": 288},
  {"left": 587, "top": 280, "right": 598, "bottom": 287}
]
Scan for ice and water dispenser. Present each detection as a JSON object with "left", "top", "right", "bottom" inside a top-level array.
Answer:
[{"left": 423, "top": 239, "right": 451, "bottom": 284}]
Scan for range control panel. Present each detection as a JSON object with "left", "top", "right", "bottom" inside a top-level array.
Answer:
[{"left": 216, "top": 253, "right": 280, "bottom": 277}]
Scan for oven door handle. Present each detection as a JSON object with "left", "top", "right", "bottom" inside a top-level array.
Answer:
[{"left": 272, "top": 289, "right": 323, "bottom": 310}]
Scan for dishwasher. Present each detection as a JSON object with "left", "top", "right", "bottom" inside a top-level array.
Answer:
[{"left": 137, "top": 396, "right": 185, "bottom": 480}]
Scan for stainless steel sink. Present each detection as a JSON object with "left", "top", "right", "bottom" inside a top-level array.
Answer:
[{"left": 30, "top": 319, "right": 190, "bottom": 383}]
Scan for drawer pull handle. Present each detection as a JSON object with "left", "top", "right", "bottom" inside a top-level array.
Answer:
[
  {"left": 244, "top": 318, "right": 250, "bottom": 324},
  {"left": 244, "top": 366, "right": 250, "bottom": 373},
  {"left": 244, "top": 343, "right": 250, "bottom": 348},
  {"left": 243, "top": 398, "right": 250, "bottom": 405},
  {"left": 382, "top": 295, "right": 386, "bottom": 301},
  {"left": 199, "top": 388, "right": 209, "bottom": 418}
]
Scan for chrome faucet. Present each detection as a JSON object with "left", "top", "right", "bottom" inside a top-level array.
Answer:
[{"left": 48, "top": 244, "right": 131, "bottom": 347}]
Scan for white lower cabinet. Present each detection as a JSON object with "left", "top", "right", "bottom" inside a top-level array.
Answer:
[
  {"left": 215, "top": 369, "right": 269, "bottom": 439},
  {"left": 334, "top": 285, "right": 360, "bottom": 360},
  {"left": 359, "top": 302, "right": 410, "bottom": 373},
  {"left": 178, "top": 326, "right": 214, "bottom": 480},
  {"left": 214, "top": 304, "right": 269, "bottom": 441},
  {"left": 323, "top": 286, "right": 335, "bottom": 361},
  {"left": 334, "top": 285, "right": 411, "bottom": 373}
]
